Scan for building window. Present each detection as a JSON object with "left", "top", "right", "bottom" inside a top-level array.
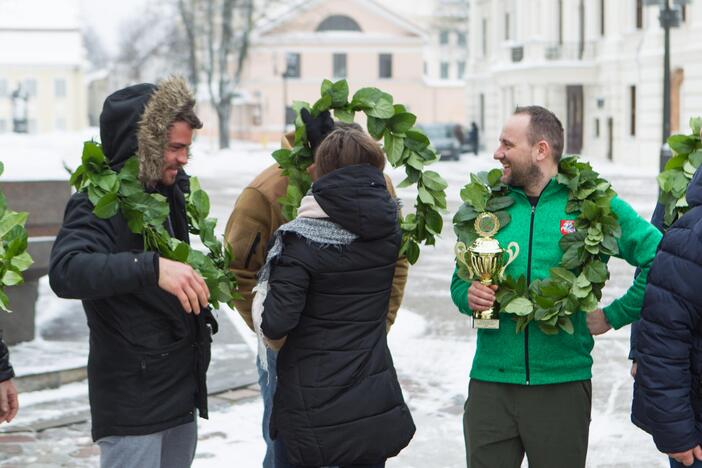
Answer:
[
  {"left": 285, "top": 106, "right": 295, "bottom": 126},
  {"left": 440, "top": 62, "right": 449, "bottom": 79},
  {"left": 629, "top": 85, "right": 637, "bottom": 136},
  {"left": 24, "top": 79, "right": 37, "bottom": 97},
  {"left": 505, "top": 13, "right": 510, "bottom": 40},
  {"left": 316, "top": 15, "right": 361, "bottom": 32},
  {"left": 379, "top": 53, "right": 392, "bottom": 79},
  {"left": 457, "top": 31, "right": 467, "bottom": 47},
  {"left": 333, "top": 53, "right": 347, "bottom": 78},
  {"left": 439, "top": 30, "right": 449, "bottom": 45},
  {"left": 0, "top": 79, "right": 6, "bottom": 97},
  {"left": 479, "top": 93, "right": 485, "bottom": 130},
  {"left": 595, "top": 118, "right": 600, "bottom": 138},
  {"left": 600, "top": 0, "right": 606, "bottom": 35},
  {"left": 482, "top": 18, "right": 488, "bottom": 56},
  {"left": 636, "top": 0, "right": 644, "bottom": 29},
  {"left": 457, "top": 61, "right": 466, "bottom": 79},
  {"left": 284, "top": 53, "right": 300, "bottom": 78},
  {"left": 54, "top": 78, "right": 67, "bottom": 98}
]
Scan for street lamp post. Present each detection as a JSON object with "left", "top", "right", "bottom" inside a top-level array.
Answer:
[{"left": 645, "top": 0, "right": 690, "bottom": 171}]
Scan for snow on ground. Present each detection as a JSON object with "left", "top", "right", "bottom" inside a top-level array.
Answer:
[{"left": 1, "top": 130, "right": 672, "bottom": 467}]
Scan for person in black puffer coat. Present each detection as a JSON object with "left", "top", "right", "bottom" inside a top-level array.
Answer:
[
  {"left": 632, "top": 166, "right": 702, "bottom": 468},
  {"left": 259, "top": 127, "right": 415, "bottom": 468},
  {"left": 49, "top": 77, "right": 216, "bottom": 468}
]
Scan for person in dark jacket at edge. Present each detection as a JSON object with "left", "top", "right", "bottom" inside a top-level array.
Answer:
[
  {"left": 49, "top": 76, "right": 216, "bottom": 468},
  {"left": 0, "top": 332, "right": 18, "bottom": 424},
  {"left": 255, "top": 127, "right": 416, "bottom": 468},
  {"left": 632, "top": 164, "right": 702, "bottom": 468}
]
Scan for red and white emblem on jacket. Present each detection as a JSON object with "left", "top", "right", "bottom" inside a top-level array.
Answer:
[{"left": 560, "top": 219, "right": 576, "bottom": 235}]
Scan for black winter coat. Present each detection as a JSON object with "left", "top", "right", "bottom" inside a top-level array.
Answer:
[
  {"left": 261, "top": 164, "right": 415, "bottom": 466},
  {"left": 0, "top": 332, "right": 13, "bottom": 382},
  {"left": 632, "top": 167, "right": 702, "bottom": 453},
  {"left": 49, "top": 84, "right": 214, "bottom": 441}
]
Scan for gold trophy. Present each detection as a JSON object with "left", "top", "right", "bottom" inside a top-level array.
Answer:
[{"left": 455, "top": 212, "right": 519, "bottom": 329}]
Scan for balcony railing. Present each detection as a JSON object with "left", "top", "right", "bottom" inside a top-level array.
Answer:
[{"left": 543, "top": 42, "right": 597, "bottom": 61}]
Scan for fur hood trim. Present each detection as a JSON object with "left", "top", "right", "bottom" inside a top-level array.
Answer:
[{"left": 137, "top": 76, "right": 195, "bottom": 186}]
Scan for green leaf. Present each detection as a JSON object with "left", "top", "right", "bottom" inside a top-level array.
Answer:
[
  {"left": 10, "top": 252, "right": 33, "bottom": 271},
  {"left": 0, "top": 212, "right": 28, "bottom": 239},
  {"left": 189, "top": 190, "right": 210, "bottom": 219},
  {"left": 669, "top": 134, "right": 697, "bottom": 154},
  {"left": 453, "top": 204, "right": 478, "bottom": 223},
  {"left": 92, "top": 192, "right": 119, "bottom": 219},
  {"left": 538, "top": 323, "right": 560, "bottom": 335},
  {"left": 384, "top": 133, "right": 404, "bottom": 166},
  {"left": 421, "top": 171, "right": 448, "bottom": 192},
  {"left": 486, "top": 196, "right": 514, "bottom": 212},
  {"left": 334, "top": 108, "right": 354, "bottom": 123},
  {"left": 583, "top": 260, "right": 608, "bottom": 283},
  {"left": 367, "top": 116, "right": 386, "bottom": 140},
  {"left": 405, "top": 129, "right": 430, "bottom": 152},
  {"left": 487, "top": 169, "right": 503, "bottom": 186},
  {"left": 1, "top": 270, "right": 23, "bottom": 286},
  {"left": 425, "top": 209, "right": 443, "bottom": 235},
  {"left": 689, "top": 116, "right": 702, "bottom": 136},
  {"left": 504, "top": 297, "right": 534, "bottom": 316},
  {"left": 312, "top": 94, "right": 333, "bottom": 113},
  {"left": 405, "top": 240, "right": 420, "bottom": 264},
  {"left": 82, "top": 141, "right": 106, "bottom": 170},
  {"left": 330, "top": 80, "right": 349, "bottom": 105},
  {"left": 690, "top": 150, "right": 702, "bottom": 168},
  {"left": 172, "top": 242, "right": 190, "bottom": 263},
  {"left": 418, "top": 186, "right": 434, "bottom": 205},
  {"left": 550, "top": 267, "right": 576, "bottom": 284},
  {"left": 321, "top": 79, "right": 333, "bottom": 95},
  {"left": 366, "top": 98, "right": 394, "bottom": 119},
  {"left": 388, "top": 112, "right": 416, "bottom": 133}
]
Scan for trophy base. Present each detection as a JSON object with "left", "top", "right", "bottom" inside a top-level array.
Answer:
[{"left": 473, "top": 318, "right": 500, "bottom": 329}]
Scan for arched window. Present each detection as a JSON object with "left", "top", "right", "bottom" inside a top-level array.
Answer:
[{"left": 316, "top": 15, "right": 362, "bottom": 32}]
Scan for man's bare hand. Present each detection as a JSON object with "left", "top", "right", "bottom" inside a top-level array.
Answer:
[
  {"left": 630, "top": 361, "right": 637, "bottom": 379},
  {"left": 468, "top": 282, "right": 498, "bottom": 312},
  {"left": 587, "top": 308, "right": 612, "bottom": 335},
  {"left": 0, "top": 379, "right": 18, "bottom": 423},
  {"left": 668, "top": 446, "right": 702, "bottom": 466},
  {"left": 158, "top": 258, "right": 210, "bottom": 314}
]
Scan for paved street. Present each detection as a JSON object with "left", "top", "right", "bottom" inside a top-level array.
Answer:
[{"left": 0, "top": 148, "right": 669, "bottom": 467}]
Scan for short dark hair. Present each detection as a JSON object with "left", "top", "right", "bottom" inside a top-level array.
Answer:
[
  {"left": 514, "top": 105, "right": 564, "bottom": 162},
  {"left": 315, "top": 127, "right": 386, "bottom": 178},
  {"left": 174, "top": 106, "right": 203, "bottom": 130}
]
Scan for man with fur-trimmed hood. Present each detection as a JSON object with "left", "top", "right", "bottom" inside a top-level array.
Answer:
[{"left": 49, "top": 76, "right": 215, "bottom": 468}]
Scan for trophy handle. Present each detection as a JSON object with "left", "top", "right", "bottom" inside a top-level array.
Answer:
[
  {"left": 499, "top": 242, "right": 520, "bottom": 281},
  {"left": 454, "top": 241, "right": 473, "bottom": 278}
]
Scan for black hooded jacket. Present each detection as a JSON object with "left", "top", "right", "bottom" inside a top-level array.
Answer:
[
  {"left": 261, "top": 164, "right": 416, "bottom": 466},
  {"left": 49, "top": 81, "right": 214, "bottom": 441}
]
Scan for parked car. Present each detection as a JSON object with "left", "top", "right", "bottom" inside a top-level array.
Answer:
[{"left": 417, "top": 123, "right": 461, "bottom": 161}]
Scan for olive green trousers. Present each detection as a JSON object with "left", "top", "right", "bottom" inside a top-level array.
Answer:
[{"left": 463, "top": 379, "right": 592, "bottom": 468}]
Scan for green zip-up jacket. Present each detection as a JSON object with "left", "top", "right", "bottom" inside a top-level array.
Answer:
[{"left": 451, "top": 178, "right": 662, "bottom": 385}]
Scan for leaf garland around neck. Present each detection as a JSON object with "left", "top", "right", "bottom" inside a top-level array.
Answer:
[
  {"left": 69, "top": 141, "right": 241, "bottom": 309},
  {"left": 657, "top": 116, "right": 702, "bottom": 229},
  {"left": 0, "top": 161, "right": 33, "bottom": 312},
  {"left": 272, "top": 79, "right": 449, "bottom": 265},
  {"left": 453, "top": 156, "right": 621, "bottom": 335}
]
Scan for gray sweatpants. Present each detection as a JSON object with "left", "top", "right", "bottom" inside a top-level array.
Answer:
[{"left": 98, "top": 420, "right": 197, "bottom": 468}]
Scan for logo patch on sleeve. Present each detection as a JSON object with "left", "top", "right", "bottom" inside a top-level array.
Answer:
[{"left": 560, "top": 219, "right": 576, "bottom": 235}]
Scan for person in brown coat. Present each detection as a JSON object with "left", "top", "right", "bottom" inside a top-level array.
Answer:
[{"left": 224, "top": 111, "right": 409, "bottom": 467}]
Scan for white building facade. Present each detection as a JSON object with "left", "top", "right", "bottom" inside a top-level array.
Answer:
[{"left": 466, "top": 0, "right": 702, "bottom": 168}]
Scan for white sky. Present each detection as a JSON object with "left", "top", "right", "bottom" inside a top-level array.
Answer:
[{"left": 78, "top": 0, "right": 151, "bottom": 55}]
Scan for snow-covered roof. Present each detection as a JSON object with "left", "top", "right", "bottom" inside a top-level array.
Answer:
[{"left": 0, "top": 0, "right": 83, "bottom": 66}]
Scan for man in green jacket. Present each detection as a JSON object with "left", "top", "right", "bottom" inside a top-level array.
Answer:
[{"left": 451, "top": 105, "right": 662, "bottom": 468}]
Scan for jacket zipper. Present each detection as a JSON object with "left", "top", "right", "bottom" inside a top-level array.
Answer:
[
  {"left": 525, "top": 203, "right": 536, "bottom": 385},
  {"left": 244, "top": 232, "right": 262, "bottom": 269}
]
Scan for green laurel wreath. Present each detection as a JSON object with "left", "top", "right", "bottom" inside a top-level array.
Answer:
[
  {"left": 273, "top": 79, "right": 448, "bottom": 265},
  {"left": 0, "top": 162, "right": 33, "bottom": 311},
  {"left": 657, "top": 116, "right": 702, "bottom": 228},
  {"left": 69, "top": 142, "right": 240, "bottom": 309},
  {"left": 453, "top": 156, "right": 621, "bottom": 335}
]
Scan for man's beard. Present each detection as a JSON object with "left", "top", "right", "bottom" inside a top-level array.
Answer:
[{"left": 508, "top": 162, "right": 543, "bottom": 190}]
